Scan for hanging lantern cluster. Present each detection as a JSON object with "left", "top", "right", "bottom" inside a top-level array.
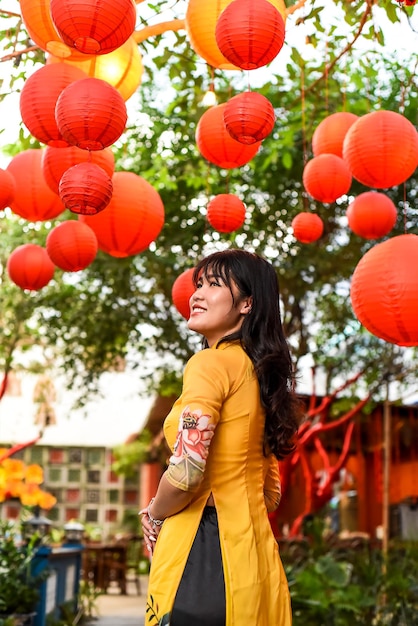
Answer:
[
  {"left": 303, "top": 154, "right": 352, "bottom": 203},
  {"left": 46, "top": 220, "right": 98, "bottom": 271},
  {"left": 172, "top": 268, "right": 195, "bottom": 319},
  {"left": 291, "top": 212, "right": 324, "bottom": 244},
  {"left": 346, "top": 191, "right": 397, "bottom": 240},
  {"left": 207, "top": 194, "right": 246, "bottom": 233},
  {"left": 350, "top": 234, "right": 418, "bottom": 346},
  {"left": 223, "top": 92, "right": 276, "bottom": 145},
  {"left": 59, "top": 162, "right": 114, "bottom": 215},
  {"left": 0, "top": 168, "right": 16, "bottom": 211},
  {"left": 7, "top": 244, "right": 55, "bottom": 291}
]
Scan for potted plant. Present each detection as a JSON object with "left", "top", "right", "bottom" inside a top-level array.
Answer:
[{"left": 0, "top": 521, "right": 49, "bottom": 626}]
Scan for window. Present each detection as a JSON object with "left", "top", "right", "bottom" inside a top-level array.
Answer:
[
  {"left": 87, "top": 470, "right": 101, "bottom": 484},
  {"left": 49, "top": 468, "right": 62, "bottom": 482},
  {"left": 30, "top": 447, "right": 43, "bottom": 464},
  {"left": 125, "top": 471, "right": 139, "bottom": 485},
  {"left": 86, "top": 449, "right": 102, "bottom": 465},
  {"left": 124, "top": 490, "right": 139, "bottom": 505},
  {"left": 105, "top": 509, "right": 118, "bottom": 523},
  {"left": 69, "top": 448, "right": 83, "bottom": 464},
  {"left": 68, "top": 469, "right": 81, "bottom": 483},
  {"left": 87, "top": 490, "right": 100, "bottom": 503},
  {"left": 107, "top": 470, "right": 120, "bottom": 484},
  {"left": 67, "top": 489, "right": 80, "bottom": 503},
  {"left": 85, "top": 509, "right": 98, "bottom": 523},
  {"left": 108, "top": 490, "right": 120, "bottom": 504},
  {"left": 66, "top": 508, "right": 80, "bottom": 522},
  {"left": 48, "top": 508, "right": 60, "bottom": 522},
  {"left": 49, "top": 449, "right": 64, "bottom": 464}
]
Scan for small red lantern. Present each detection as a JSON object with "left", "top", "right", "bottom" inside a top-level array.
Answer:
[
  {"left": 50, "top": 0, "right": 136, "bottom": 55},
  {"left": 6, "top": 150, "right": 66, "bottom": 221},
  {"left": 223, "top": 92, "right": 275, "bottom": 144},
  {"left": 291, "top": 212, "right": 324, "bottom": 243},
  {"left": 207, "top": 194, "right": 246, "bottom": 233},
  {"left": 46, "top": 220, "right": 98, "bottom": 271},
  {"left": 0, "top": 168, "right": 16, "bottom": 210},
  {"left": 7, "top": 244, "right": 55, "bottom": 291},
  {"left": 215, "top": 0, "right": 285, "bottom": 70},
  {"left": 303, "top": 154, "right": 352, "bottom": 203},
  {"left": 172, "top": 268, "right": 196, "bottom": 320},
  {"left": 346, "top": 191, "right": 397, "bottom": 240},
  {"left": 79, "top": 171, "right": 164, "bottom": 258},
  {"left": 350, "top": 234, "right": 418, "bottom": 346},
  {"left": 312, "top": 112, "right": 358, "bottom": 158},
  {"left": 41, "top": 145, "right": 115, "bottom": 194},
  {"left": 55, "top": 77, "right": 128, "bottom": 150},
  {"left": 19, "top": 64, "right": 87, "bottom": 147},
  {"left": 196, "top": 103, "right": 261, "bottom": 169},
  {"left": 342, "top": 110, "right": 418, "bottom": 189},
  {"left": 59, "top": 162, "right": 113, "bottom": 215}
]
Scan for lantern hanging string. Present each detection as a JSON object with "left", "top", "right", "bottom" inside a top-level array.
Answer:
[{"left": 300, "top": 59, "right": 309, "bottom": 211}]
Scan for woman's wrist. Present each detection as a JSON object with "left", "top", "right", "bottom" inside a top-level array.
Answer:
[{"left": 147, "top": 497, "right": 165, "bottom": 527}]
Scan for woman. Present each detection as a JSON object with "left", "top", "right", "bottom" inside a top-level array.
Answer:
[{"left": 140, "top": 249, "right": 300, "bottom": 626}]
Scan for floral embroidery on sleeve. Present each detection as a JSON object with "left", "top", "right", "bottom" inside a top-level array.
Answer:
[{"left": 166, "top": 406, "right": 216, "bottom": 491}]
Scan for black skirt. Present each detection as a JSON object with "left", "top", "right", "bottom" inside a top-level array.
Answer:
[{"left": 171, "top": 506, "right": 226, "bottom": 626}]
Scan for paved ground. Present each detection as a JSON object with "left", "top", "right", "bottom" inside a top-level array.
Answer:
[{"left": 90, "top": 577, "right": 148, "bottom": 626}]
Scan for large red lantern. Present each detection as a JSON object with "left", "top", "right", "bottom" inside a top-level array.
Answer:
[
  {"left": 6, "top": 150, "right": 66, "bottom": 221},
  {"left": 346, "top": 191, "right": 397, "bottom": 240},
  {"left": 223, "top": 92, "right": 275, "bottom": 144},
  {"left": 55, "top": 77, "right": 128, "bottom": 150},
  {"left": 342, "top": 110, "right": 418, "bottom": 189},
  {"left": 46, "top": 220, "right": 98, "bottom": 271},
  {"left": 350, "top": 234, "right": 418, "bottom": 346},
  {"left": 196, "top": 104, "right": 261, "bottom": 169},
  {"left": 312, "top": 112, "right": 358, "bottom": 158},
  {"left": 50, "top": 0, "right": 136, "bottom": 55},
  {"left": 41, "top": 145, "right": 115, "bottom": 194},
  {"left": 7, "top": 244, "right": 55, "bottom": 291},
  {"left": 303, "top": 154, "right": 352, "bottom": 203},
  {"left": 46, "top": 36, "right": 143, "bottom": 102},
  {"left": 207, "top": 194, "right": 246, "bottom": 232},
  {"left": 215, "top": 0, "right": 285, "bottom": 70},
  {"left": 0, "top": 168, "right": 16, "bottom": 210},
  {"left": 79, "top": 171, "right": 164, "bottom": 257},
  {"left": 19, "top": 64, "right": 87, "bottom": 147},
  {"left": 172, "top": 268, "right": 196, "bottom": 320},
  {"left": 59, "top": 162, "right": 113, "bottom": 215},
  {"left": 291, "top": 212, "right": 324, "bottom": 243}
]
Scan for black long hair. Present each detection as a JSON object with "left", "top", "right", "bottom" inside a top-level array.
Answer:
[{"left": 193, "top": 249, "right": 301, "bottom": 460}]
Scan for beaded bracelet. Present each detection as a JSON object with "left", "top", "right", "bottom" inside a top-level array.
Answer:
[{"left": 147, "top": 497, "right": 165, "bottom": 527}]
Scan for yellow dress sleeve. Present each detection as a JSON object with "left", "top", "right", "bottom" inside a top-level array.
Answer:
[{"left": 263, "top": 454, "right": 281, "bottom": 512}]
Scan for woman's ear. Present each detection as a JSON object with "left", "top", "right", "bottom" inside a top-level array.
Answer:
[{"left": 240, "top": 297, "right": 253, "bottom": 315}]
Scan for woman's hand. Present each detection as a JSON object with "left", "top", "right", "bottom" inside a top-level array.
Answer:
[{"left": 139, "top": 508, "right": 163, "bottom": 555}]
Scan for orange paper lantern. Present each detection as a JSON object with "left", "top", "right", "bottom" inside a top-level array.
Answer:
[
  {"left": 215, "top": 0, "right": 285, "bottom": 70},
  {"left": 46, "top": 220, "right": 98, "bottom": 271},
  {"left": 303, "top": 154, "right": 352, "bottom": 203},
  {"left": 342, "top": 110, "right": 418, "bottom": 189},
  {"left": 207, "top": 194, "right": 246, "bottom": 232},
  {"left": 312, "top": 112, "right": 358, "bottom": 158},
  {"left": 41, "top": 145, "right": 115, "bottom": 194},
  {"left": 196, "top": 103, "right": 261, "bottom": 169},
  {"left": 0, "top": 168, "right": 16, "bottom": 210},
  {"left": 6, "top": 150, "right": 66, "bottom": 221},
  {"left": 55, "top": 77, "right": 128, "bottom": 150},
  {"left": 172, "top": 268, "right": 195, "bottom": 319},
  {"left": 350, "top": 234, "right": 418, "bottom": 346},
  {"left": 19, "top": 64, "right": 87, "bottom": 147},
  {"left": 223, "top": 92, "right": 275, "bottom": 144},
  {"left": 79, "top": 171, "right": 164, "bottom": 257},
  {"left": 59, "top": 162, "right": 113, "bottom": 215},
  {"left": 185, "top": 0, "right": 286, "bottom": 70},
  {"left": 50, "top": 0, "right": 136, "bottom": 55},
  {"left": 291, "top": 212, "right": 324, "bottom": 243},
  {"left": 7, "top": 244, "right": 55, "bottom": 291},
  {"left": 346, "top": 192, "right": 397, "bottom": 240},
  {"left": 46, "top": 36, "right": 143, "bottom": 102}
]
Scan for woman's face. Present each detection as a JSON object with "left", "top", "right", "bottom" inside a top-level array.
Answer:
[{"left": 187, "top": 270, "right": 251, "bottom": 346}]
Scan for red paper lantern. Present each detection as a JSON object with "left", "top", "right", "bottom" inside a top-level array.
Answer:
[
  {"left": 303, "top": 154, "right": 352, "bottom": 203},
  {"left": 46, "top": 36, "right": 143, "bottom": 102},
  {"left": 55, "top": 77, "right": 128, "bottom": 150},
  {"left": 215, "top": 0, "right": 285, "bottom": 70},
  {"left": 223, "top": 92, "right": 275, "bottom": 144},
  {"left": 291, "top": 212, "right": 324, "bottom": 243},
  {"left": 342, "top": 110, "right": 418, "bottom": 189},
  {"left": 350, "top": 234, "right": 418, "bottom": 346},
  {"left": 347, "top": 192, "right": 397, "bottom": 240},
  {"left": 196, "top": 104, "right": 261, "bottom": 169},
  {"left": 7, "top": 244, "right": 55, "bottom": 291},
  {"left": 207, "top": 194, "right": 246, "bottom": 233},
  {"left": 19, "top": 64, "right": 87, "bottom": 147},
  {"left": 172, "top": 268, "right": 196, "bottom": 319},
  {"left": 50, "top": 0, "right": 136, "bottom": 55},
  {"left": 59, "top": 162, "right": 113, "bottom": 215},
  {"left": 79, "top": 171, "right": 164, "bottom": 258},
  {"left": 41, "top": 145, "right": 115, "bottom": 194},
  {"left": 6, "top": 150, "right": 66, "bottom": 221},
  {"left": 46, "top": 220, "right": 98, "bottom": 271},
  {"left": 312, "top": 112, "right": 358, "bottom": 158},
  {"left": 0, "top": 168, "right": 16, "bottom": 210}
]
